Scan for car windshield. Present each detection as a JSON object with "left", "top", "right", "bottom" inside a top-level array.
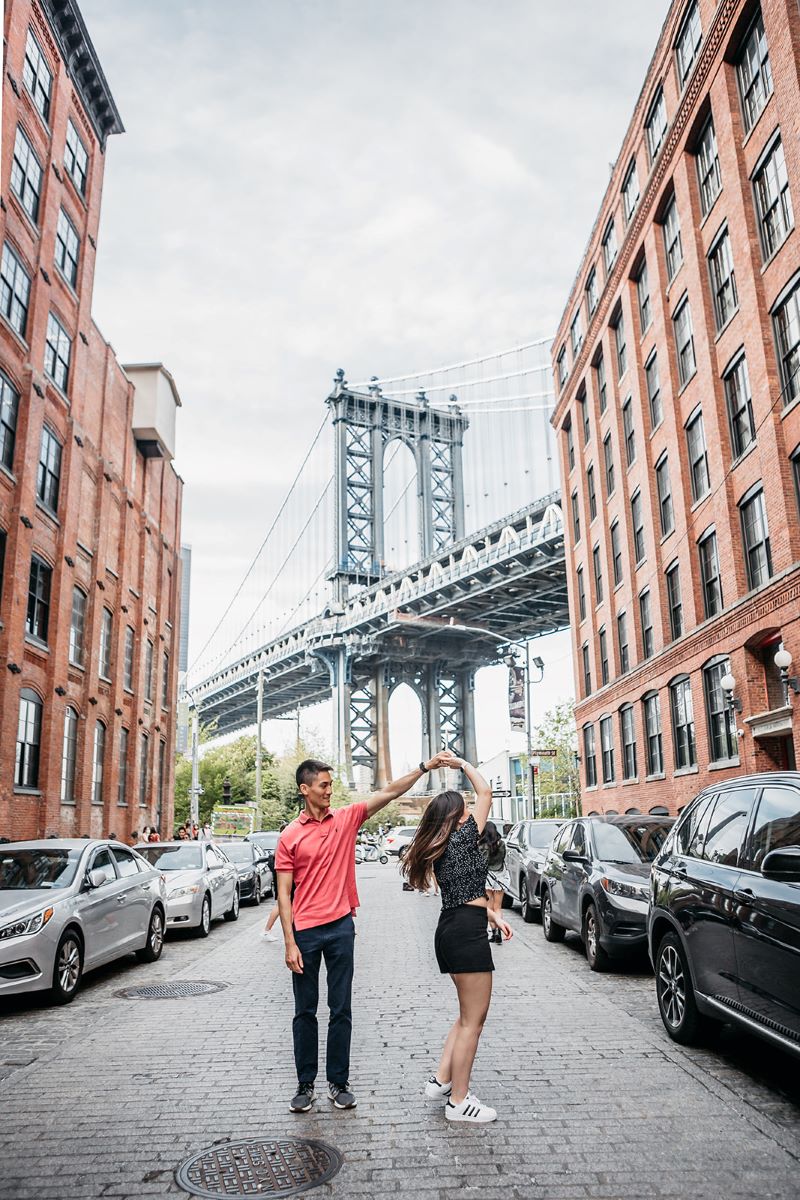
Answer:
[
  {"left": 592, "top": 821, "right": 673, "bottom": 864},
  {"left": 251, "top": 833, "right": 279, "bottom": 849},
  {"left": 0, "top": 847, "right": 84, "bottom": 890},
  {"left": 222, "top": 843, "right": 253, "bottom": 863},
  {"left": 528, "top": 823, "right": 562, "bottom": 849},
  {"left": 398, "top": 828, "right": 418, "bottom": 837},
  {"left": 138, "top": 845, "right": 203, "bottom": 871}
]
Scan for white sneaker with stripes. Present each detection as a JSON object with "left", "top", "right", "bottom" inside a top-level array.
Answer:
[
  {"left": 445, "top": 1093, "right": 497, "bottom": 1123},
  {"left": 424, "top": 1075, "right": 452, "bottom": 1101}
]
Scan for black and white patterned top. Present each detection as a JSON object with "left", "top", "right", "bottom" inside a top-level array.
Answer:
[{"left": 434, "top": 815, "right": 488, "bottom": 909}]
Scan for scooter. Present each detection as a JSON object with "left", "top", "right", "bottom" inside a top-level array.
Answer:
[{"left": 357, "top": 835, "right": 388, "bottom": 864}]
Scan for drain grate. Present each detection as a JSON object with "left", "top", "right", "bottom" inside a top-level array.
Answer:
[
  {"left": 176, "top": 1139, "right": 343, "bottom": 1198},
  {"left": 117, "top": 980, "right": 229, "bottom": 1000}
]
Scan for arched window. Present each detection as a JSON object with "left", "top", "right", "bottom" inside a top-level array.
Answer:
[
  {"left": 60, "top": 705, "right": 79, "bottom": 803},
  {"left": 15, "top": 688, "right": 43, "bottom": 788},
  {"left": 625, "top": 807, "right": 642, "bottom": 815},
  {"left": 91, "top": 720, "right": 106, "bottom": 806},
  {"left": 649, "top": 806, "right": 670, "bottom": 816}
]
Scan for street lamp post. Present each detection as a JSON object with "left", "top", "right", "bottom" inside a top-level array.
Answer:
[
  {"left": 184, "top": 688, "right": 203, "bottom": 829},
  {"left": 720, "top": 671, "right": 743, "bottom": 763},
  {"left": 254, "top": 668, "right": 264, "bottom": 834}
]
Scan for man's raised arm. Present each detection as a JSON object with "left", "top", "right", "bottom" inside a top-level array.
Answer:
[{"left": 364, "top": 750, "right": 461, "bottom": 818}]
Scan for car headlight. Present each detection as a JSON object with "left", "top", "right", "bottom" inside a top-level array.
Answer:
[
  {"left": 600, "top": 877, "right": 648, "bottom": 902},
  {"left": 168, "top": 884, "right": 201, "bottom": 899},
  {"left": 241, "top": 871, "right": 254, "bottom": 881},
  {"left": 0, "top": 907, "right": 54, "bottom": 940}
]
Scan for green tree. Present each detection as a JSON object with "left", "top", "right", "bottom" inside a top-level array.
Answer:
[{"left": 530, "top": 701, "right": 579, "bottom": 818}]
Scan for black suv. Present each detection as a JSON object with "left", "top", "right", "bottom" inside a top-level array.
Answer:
[
  {"left": 540, "top": 814, "right": 673, "bottom": 970},
  {"left": 648, "top": 773, "right": 800, "bottom": 1059}
]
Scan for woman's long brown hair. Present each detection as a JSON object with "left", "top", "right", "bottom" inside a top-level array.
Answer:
[{"left": 401, "top": 790, "right": 465, "bottom": 892}]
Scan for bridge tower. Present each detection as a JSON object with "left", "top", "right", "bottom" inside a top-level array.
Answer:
[{"left": 322, "top": 370, "right": 475, "bottom": 789}]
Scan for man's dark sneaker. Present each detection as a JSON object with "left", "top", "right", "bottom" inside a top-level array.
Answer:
[
  {"left": 328, "top": 1082, "right": 357, "bottom": 1109},
  {"left": 289, "top": 1083, "right": 315, "bottom": 1113}
]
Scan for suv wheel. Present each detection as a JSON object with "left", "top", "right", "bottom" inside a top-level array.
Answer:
[
  {"left": 137, "top": 908, "right": 165, "bottom": 963},
  {"left": 520, "top": 877, "right": 537, "bottom": 924},
  {"left": 197, "top": 894, "right": 211, "bottom": 938},
  {"left": 52, "top": 930, "right": 83, "bottom": 1003},
  {"left": 224, "top": 886, "right": 240, "bottom": 922},
  {"left": 541, "top": 888, "right": 565, "bottom": 943},
  {"left": 655, "top": 932, "right": 715, "bottom": 1045},
  {"left": 583, "top": 902, "right": 609, "bottom": 972}
]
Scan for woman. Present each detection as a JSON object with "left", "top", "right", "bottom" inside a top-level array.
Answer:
[
  {"left": 480, "top": 821, "right": 507, "bottom": 945},
  {"left": 402, "top": 759, "right": 512, "bottom": 1123}
]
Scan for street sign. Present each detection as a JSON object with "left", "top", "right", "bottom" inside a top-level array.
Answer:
[
  {"left": 492, "top": 789, "right": 512, "bottom": 798},
  {"left": 532, "top": 748, "right": 557, "bottom": 757}
]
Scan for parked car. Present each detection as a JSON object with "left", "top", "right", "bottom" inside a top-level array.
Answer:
[
  {"left": 502, "top": 818, "right": 565, "bottom": 921},
  {"left": 540, "top": 815, "right": 674, "bottom": 970},
  {"left": 649, "top": 773, "right": 800, "bottom": 1060},
  {"left": 385, "top": 826, "right": 418, "bottom": 857},
  {"left": 246, "top": 830, "right": 281, "bottom": 892},
  {"left": 136, "top": 841, "right": 239, "bottom": 936},
  {"left": 0, "top": 840, "right": 167, "bottom": 1004},
  {"left": 218, "top": 840, "right": 273, "bottom": 904}
]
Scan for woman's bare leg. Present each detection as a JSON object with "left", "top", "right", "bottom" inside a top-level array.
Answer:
[
  {"left": 435, "top": 1019, "right": 459, "bottom": 1085},
  {"left": 449, "top": 972, "right": 493, "bottom": 1104},
  {"left": 265, "top": 903, "right": 279, "bottom": 932}
]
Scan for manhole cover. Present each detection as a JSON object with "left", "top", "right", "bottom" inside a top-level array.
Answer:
[
  {"left": 176, "top": 1139, "right": 343, "bottom": 1198},
  {"left": 117, "top": 980, "right": 229, "bottom": 1000}
]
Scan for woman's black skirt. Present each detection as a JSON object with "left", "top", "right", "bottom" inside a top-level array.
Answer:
[{"left": 434, "top": 903, "right": 494, "bottom": 974}]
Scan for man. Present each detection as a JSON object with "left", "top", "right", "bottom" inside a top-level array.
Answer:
[{"left": 276, "top": 751, "right": 458, "bottom": 1114}]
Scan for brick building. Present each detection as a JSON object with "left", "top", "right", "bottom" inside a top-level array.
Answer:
[
  {"left": 1, "top": 0, "right": 184, "bottom": 840},
  {"left": 552, "top": 0, "right": 800, "bottom": 816}
]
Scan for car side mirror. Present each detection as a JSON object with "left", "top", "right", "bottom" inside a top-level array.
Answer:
[
  {"left": 88, "top": 867, "right": 112, "bottom": 889},
  {"left": 562, "top": 849, "right": 586, "bottom": 863},
  {"left": 207, "top": 861, "right": 221, "bottom": 871},
  {"left": 762, "top": 846, "right": 800, "bottom": 881}
]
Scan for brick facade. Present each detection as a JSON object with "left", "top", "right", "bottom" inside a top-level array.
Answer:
[
  {"left": 0, "top": 0, "right": 184, "bottom": 840},
  {"left": 551, "top": 0, "right": 800, "bottom": 815}
]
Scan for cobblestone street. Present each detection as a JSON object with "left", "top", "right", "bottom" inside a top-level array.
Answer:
[{"left": 1, "top": 866, "right": 798, "bottom": 1200}]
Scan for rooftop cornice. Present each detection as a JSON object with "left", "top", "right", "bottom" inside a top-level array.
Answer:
[{"left": 39, "top": 0, "right": 124, "bottom": 148}]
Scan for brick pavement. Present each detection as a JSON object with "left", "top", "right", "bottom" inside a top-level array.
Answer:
[{"left": 0, "top": 867, "right": 798, "bottom": 1200}]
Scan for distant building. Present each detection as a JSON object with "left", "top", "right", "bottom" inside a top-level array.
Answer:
[
  {"left": 479, "top": 749, "right": 526, "bottom": 827},
  {"left": 0, "top": 0, "right": 184, "bottom": 839},
  {"left": 552, "top": 0, "right": 800, "bottom": 816},
  {"left": 176, "top": 543, "right": 191, "bottom": 753}
]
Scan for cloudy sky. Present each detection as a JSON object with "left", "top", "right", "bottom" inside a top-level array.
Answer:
[{"left": 81, "top": 0, "right": 670, "bottom": 766}]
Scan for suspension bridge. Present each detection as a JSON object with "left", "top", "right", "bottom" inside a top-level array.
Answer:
[{"left": 187, "top": 339, "right": 571, "bottom": 788}]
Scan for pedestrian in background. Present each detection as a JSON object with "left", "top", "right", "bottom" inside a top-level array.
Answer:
[
  {"left": 129, "top": 830, "right": 139, "bottom": 846},
  {"left": 480, "top": 821, "right": 507, "bottom": 945},
  {"left": 402, "top": 759, "right": 512, "bottom": 1124}
]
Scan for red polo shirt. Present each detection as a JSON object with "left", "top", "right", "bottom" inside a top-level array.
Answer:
[{"left": 275, "top": 801, "right": 368, "bottom": 931}]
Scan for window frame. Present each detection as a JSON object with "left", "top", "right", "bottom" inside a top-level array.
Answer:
[
  {"left": 646, "top": 86, "right": 668, "bottom": 164},
  {"left": 586, "top": 267, "right": 599, "bottom": 316},
  {"left": 666, "top": 560, "right": 683, "bottom": 640},
  {"left": 583, "top": 723, "right": 597, "bottom": 788},
  {"left": 698, "top": 527, "right": 723, "bottom": 618},
  {"left": 55, "top": 208, "right": 80, "bottom": 290},
  {"left": 639, "top": 588, "right": 654, "bottom": 660},
  {"left": 645, "top": 349, "right": 662, "bottom": 429},
  {"left": 15, "top": 687, "right": 43, "bottom": 789},
  {"left": 592, "top": 542, "right": 603, "bottom": 604},
  {"left": 707, "top": 225, "right": 738, "bottom": 332},
  {"left": 656, "top": 452, "right": 674, "bottom": 537},
  {"left": 703, "top": 656, "right": 738, "bottom": 763},
  {"left": 622, "top": 158, "right": 640, "bottom": 224},
  {"left": 68, "top": 586, "right": 87, "bottom": 668},
  {"left": 663, "top": 195, "right": 683, "bottom": 281},
  {"left": 91, "top": 720, "right": 106, "bottom": 806},
  {"left": 620, "top": 704, "right": 637, "bottom": 780},
  {"left": 600, "top": 714, "right": 615, "bottom": 782},
  {"left": 603, "top": 432, "right": 615, "bottom": 496},
  {"left": 636, "top": 259, "right": 651, "bottom": 333},
  {"left": 99, "top": 606, "right": 113, "bottom": 680},
  {"left": 673, "top": 295, "right": 696, "bottom": 388},
  {"left": 737, "top": 11, "right": 773, "bottom": 135},
  {"left": 675, "top": 1, "right": 703, "bottom": 90},
  {"left": 37, "top": 425, "right": 62, "bottom": 513},
  {"left": 696, "top": 117, "right": 722, "bottom": 217},
  {"left": 611, "top": 520, "right": 623, "bottom": 587},
  {"left": 752, "top": 133, "right": 793, "bottom": 262},
  {"left": 1, "top": 241, "right": 32, "bottom": 338},
  {"left": 642, "top": 690, "right": 664, "bottom": 777},
  {"left": 26, "top": 553, "right": 51, "bottom": 644},
  {"left": 773, "top": 274, "right": 800, "bottom": 408},
  {"left": 599, "top": 626, "right": 609, "bottom": 686},
  {"left": 739, "top": 483, "right": 772, "bottom": 590},
  {"left": 64, "top": 119, "right": 89, "bottom": 197},
  {"left": 0, "top": 371, "right": 19, "bottom": 472},
  {"left": 670, "top": 675, "right": 697, "bottom": 770},
  {"left": 577, "top": 564, "right": 586, "bottom": 621},
  {"left": 44, "top": 312, "right": 72, "bottom": 394},
  {"left": 60, "top": 704, "right": 79, "bottom": 804},
  {"left": 631, "top": 490, "right": 646, "bottom": 565},
  {"left": 685, "top": 407, "right": 710, "bottom": 502},
  {"left": 602, "top": 217, "right": 618, "bottom": 278},
  {"left": 617, "top": 610, "right": 630, "bottom": 674},
  {"left": 23, "top": 27, "right": 53, "bottom": 124},
  {"left": 724, "top": 352, "right": 756, "bottom": 460},
  {"left": 10, "top": 126, "right": 43, "bottom": 224}
]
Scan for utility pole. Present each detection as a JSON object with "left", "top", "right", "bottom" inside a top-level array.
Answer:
[
  {"left": 190, "top": 704, "right": 201, "bottom": 828},
  {"left": 254, "top": 668, "right": 264, "bottom": 833},
  {"left": 525, "top": 642, "right": 534, "bottom": 820}
]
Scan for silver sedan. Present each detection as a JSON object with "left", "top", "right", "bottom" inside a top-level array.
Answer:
[
  {"left": 0, "top": 840, "right": 167, "bottom": 1004},
  {"left": 135, "top": 842, "right": 240, "bottom": 936}
]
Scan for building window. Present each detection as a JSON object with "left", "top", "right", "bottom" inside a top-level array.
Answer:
[
  {"left": 622, "top": 159, "right": 640, "bottom": 224},
  {"left": 556, "top": 345, "right": 568, "bottom": 388},
  {"left": 577, "top": 565, "right": 586, "bottom": 621},
  {"left": 773, "top": 277, "right": 800, "bottom": 407},
  {"left": 600, "top": 715, "right": 615, "bottom": 782},
  {"left": 631, "top": 490, "right": 645, "bottom": 564},
  {"left": 10, "top": 126, "right": 43, "bottom": 225},
  {"left": 139, "top": 733, "right": 149, "bottom": 807},
  {"left": 698, "top": 528, "right": 723, "bottom": 617},
  {"left": 599, "top": 628, "right": 609, "bottom": 686},
  {"left": 578, "top": 393, "right": 590, "bottom": 444},
  {"left": 570, "top": 308, "right": 583, "bottom": 360},
  {"left": 646, "top": 86, "right": 668, "bottom": 163},
  {"left": 639, "top": 589, "right": 654, "bottom": 659},
  {"left": 686, "top": 409, "right": 710, "bottom": 501},
  {"left": 708, "top": 227, "right": 737, "bottom": 331},
  {"left": 656, "top": 454, "right": 674, "bottom": 537},
  {"left": 622, "top": 398, "right": 635, "bottom": 466},
  {"left": 740, "top": 485, "right": 772, "bottom": 589},
  {"left": 162, "top": 651, "right": 170, "bottom": 710},
  {"left": 792, "top": 445, "right": 800, "bottom": 519},
  {"left": 676, "top": 1, "right": 702, "bottom": 88},
  {"left": 64, "top": 120, "right": 89, "bottom": 196},
  {"left": 643, "top": 691, "right": 664, "bottom": 776},
  {"left": 587, "top": 464, "right": 597, "bottom": 521},
  {"left": 15, "top": 689, "right": 42, "bottom": 788},
  {"left": 603, "top": 434, "right": 615, "bottom": 496},
  {"left": 123, "top": 626, "right": 135, "bottom": 691},
  {"left": 645, "top": 350, "right": 662, "bottom": 429},
  {"left": 99, "top": 607, "right": 113, "bottom": 679},
  {"left": 636, "top": 260, "right": 651, "bottom": 332},
  {"left": 118, "top": 727, "right": 129, "bottom": 806},
  {"left": 44, "top": 312, "right": 72, "bottom": 393},
  {"left": 571, "top": 490, "right": 581, "bottom": 542},
  {"left": 602, "top": 218, "right": 618, "bottom": 277},
  {"left": 754, "top": 136, "right": 793, "bottom": 260},
  {"left": 145, "top": 639, "right": 154, "bottom": 703},
  {"left": 737, "top": 12, "right": 772, "bottom": 134},
  {"left": 586, "top": 267, "right": 598, "bottom": 316},
  {"left": 1, "top": 242, "right": 31, "bottom": 338},
  {"left": 673, "top": 296, "right": 696, "bottom": 388},
  {"left": 592, "top": 543, "right": 603, "bottom": 603},
  {"left": 55, "top": 210, "right": 80, "bottom": 289},
  {"left": 617, "top": 611, "right": 630, "bottom": 674},
  {"left": 60, "top": 706, "right": 79, "bottom": 804},
  {"left": 27, "top": 555, "right": 51, "bottom": 643},
  {"left": 614, "top": 311, "right": 627, "bottom": 378},
  {"left": 723, "top": 354, "right": 755, "bottom": 460},
  {"left": 91, "top": 721, "right": 106, "bottom": 806},
  {"left": 157, "top": 740, "right": 166, "bottom": 824},
  {"left": 0, "top": 372, "right": 19, "bottom": 472},
  {"left": 69, "top": 587, "right": 87, "bottom": 667},
  {"left": 583, "top": 724, "right": 597, "bottom": 787},
  {"left": 670, "top": 676, "right": 697, "bottom": 769},
  {"left": 0, "top": 528, "right": 5, "bottom": 608},
  {"left": 663, "top": 196, "right": 683, "bottom": 280},
  {"left": 582, "top": 643, "right": 592, "bottom": 696},
  {"left": 37, "top": 426, "right": 62, "bottom": 513},
  {"left": 595, "top": 353, "right": 607, "bottom": 414},
  {"left": 704, "top": 657, "right": 737, "bottom": 762},
  {"left": 23, "top": 28, "right": 53, "bottom": 122},
  {"left": 696, "top": 118, "right": 721, "bottom": 216},
  {"left": 665, "top": 561, "right": 683, "bottom": 640},
  {"left": 611, "top": 521, "right": 623, "bottom": 587},
  {"left": 620, "top": 705, "right": 637, "bottom": 779},
  {"left": 566, "top": 418, "right": 575, "bottom": 471}
]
